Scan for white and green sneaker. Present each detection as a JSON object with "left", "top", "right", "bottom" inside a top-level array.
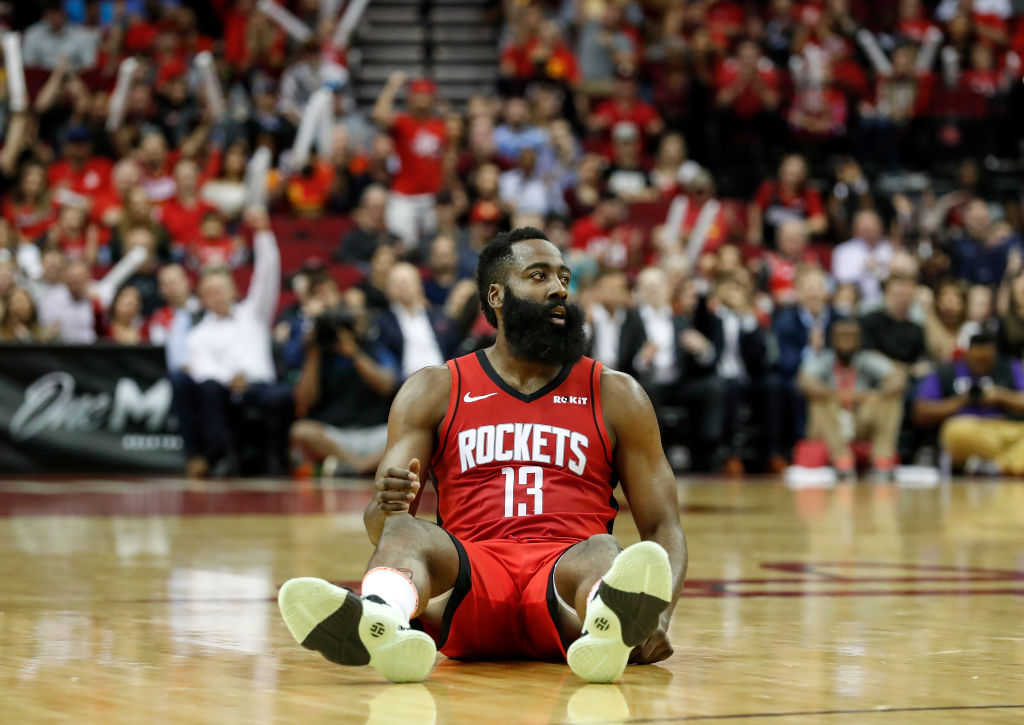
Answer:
[
  {"left": 278, "top": 577, "right": 437, "bottom": 683},
  {"left": 566, "top": 541, "right": 672, "bottom": 683}
]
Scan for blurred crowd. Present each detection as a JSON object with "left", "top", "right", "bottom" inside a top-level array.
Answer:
[{"left": 2, "top": 0, "right": 1024, "bottom": 477}]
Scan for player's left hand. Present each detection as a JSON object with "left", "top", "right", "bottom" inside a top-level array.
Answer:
[{"left": 629, "top": 614, "right": 673, "bottom": 664}]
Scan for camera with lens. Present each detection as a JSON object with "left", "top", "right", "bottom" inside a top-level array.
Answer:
[
  {"left": 967, "top": 376, "right": 994, "bottom": 405},
  {"left": 313, "top": 307, "right": 358, "bottom": 347}
]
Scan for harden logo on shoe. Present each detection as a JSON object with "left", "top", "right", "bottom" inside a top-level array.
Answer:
[
  {"left": 369, "top": 622, "right": 387, "bottom": 638},
  {"left": 594, "top": 617, "right": 610, "bottom": 632}
]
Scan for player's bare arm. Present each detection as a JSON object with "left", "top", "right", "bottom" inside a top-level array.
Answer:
[
  {"left": 602, "top": 367, "right": 688, "bottom": 664},
  {"left": 364, "top": 364, "right": 450, "bottom": 545}
]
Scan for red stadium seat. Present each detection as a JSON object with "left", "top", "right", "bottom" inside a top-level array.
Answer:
[
  {"left": 271, "top": 215, "right": 355, "bottom": 275},
  {"left": 328, "top": 263, "right": 364, "bottom": 291}
]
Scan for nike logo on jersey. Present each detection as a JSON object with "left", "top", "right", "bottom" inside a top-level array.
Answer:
[{"left": 463, "top": 392, "right": 498, "bottom": 403}]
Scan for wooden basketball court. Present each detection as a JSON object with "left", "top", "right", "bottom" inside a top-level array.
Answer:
[{"left": 1, "top": 476, "right": 1022, "bottom": 723}]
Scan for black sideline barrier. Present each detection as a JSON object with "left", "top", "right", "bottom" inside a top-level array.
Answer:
[{"left": 0, "top": 345, "right": 183, "bottom": 473}]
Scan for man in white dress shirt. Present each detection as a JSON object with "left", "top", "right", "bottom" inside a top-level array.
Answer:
[
  {"left": 39, "top": 247, "right": 148, "bottom": 343},
  {"left": 175, "top": 208, "right": 292, "bottom": 478},
  {"left": 831, "top": 210, "right": 893, "bottom": 310},
  {"left": 586, "top": 269, "right": 638, "bottom": 372},
  {"left": 377, "top": 263, "right": 459, "bottom": 380},
  {"left": 622, "top": 267, "right": 725, "bottom": 471}
]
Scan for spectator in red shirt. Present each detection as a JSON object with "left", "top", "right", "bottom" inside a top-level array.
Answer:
[
  {"left": 748, "top": 153, "right": 827, "bottom": 248},
  {"left": 570, "top": 192, "right": 645, "bottom": 271},
  {"left": 588, "top": 69, "right": 664, "bottom": 158},
  {"left": 38, "top": 204, "right": 100, "bottom": 267},
  {"left": 714, "top": 39, "right": 783, "bottom": 179},
  {"left": 48, "top": 125, "right": 113, "bottom": 206},
  {"left": 715, "top": 39, "right": 782, "bottom": 119},
  {"left": 761, "top": 218, "right": 822, "bottom": 305},
  {"left": 93, "top": 159, "right": 142, "bottom": 233},
  {"left": 897, "top": 0, "right": 938, "bottom": 43},
  {"left": 189, "top": 211, "right": 246, "bottom": 270},
  {"left": 856, "top": 43, "right": 934, "bottom": 169},
  {"left": 663, "top": 168, "right": 733, "bottom": 260},
  {"left": 223, "top": 0, "right": 287, "bottom": 76},
  {"left": 112, "top": 185, "right": 172, "bottom": 265},
  {"left": 787, "top": 63, "right": 850, "bottom": 150},
  {"left": 372, "top": 72, "right": 448, "bottom": 250},
  {"left": 275, "top": 159, "right": 335, "bottom": 219},
  {"left": 137, "top": 131, "right": 178, "bottom": 203},
  {"left": 3, "top": 160, "right": 58, "bottom": 245},
  {"left": 158, "top": 159, "right": 217, "bottom": 259},
  {"left": 501, "top": 9, "right": 581, "bottom": 91}
]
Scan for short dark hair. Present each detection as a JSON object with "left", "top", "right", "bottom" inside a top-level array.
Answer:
[
  {"left": 969, "top": 331, "right": 998, "bottom": 348},
  {"left": 476, "top": 226, "right": 550, "bottom": 327}
]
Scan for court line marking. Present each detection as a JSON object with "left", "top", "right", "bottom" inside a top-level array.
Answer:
[{"left": 555, "top": 704, "right": 1024, "bottom": 724}]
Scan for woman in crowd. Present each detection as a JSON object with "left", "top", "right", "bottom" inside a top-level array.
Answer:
[
  {"left": 2, "top": 160, "right": 57, "bottom": 245},
  {"left": 201, "top": 140, "right": 250, "bottom": 220},
  {"left": 0, "top": 286, "right": 46, "bottom": 342},
  {"left": 104, "top": 285, "right": 147, "bottom": 345}
]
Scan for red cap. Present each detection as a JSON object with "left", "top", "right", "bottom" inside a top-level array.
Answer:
[
  {"left": 409, "top": 78, "right": 436, "bottom": 96},
  {"left": 470, "top": 200, "right": 501, "bottom": 224}
]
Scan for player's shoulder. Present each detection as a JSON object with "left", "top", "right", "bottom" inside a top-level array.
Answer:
[
  {"left": 399, "top": 363, "right": 452, "bottom": 395},
  {"left": 598, "top": 366, "right": 651, "bottom": 410},
  {"left": 392, "top": 364, "right": 452, "bottom": 420}
]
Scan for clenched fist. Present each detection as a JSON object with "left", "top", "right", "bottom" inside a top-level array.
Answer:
[{"left": 374, "top": 459, "right": 421, "bottom": 515}]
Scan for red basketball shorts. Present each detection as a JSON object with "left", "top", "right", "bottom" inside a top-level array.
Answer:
[{"left": 415, "top": 534, "right": 581, "bottom": 661}]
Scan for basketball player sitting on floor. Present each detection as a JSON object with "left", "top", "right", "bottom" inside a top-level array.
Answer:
[{"left": 278, "top": 228, "right": 688, "bottom": 683}]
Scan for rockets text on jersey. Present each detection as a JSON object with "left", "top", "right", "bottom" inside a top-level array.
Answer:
[{"left": 429, "top": 351, "right": 618, "bottom": 543}]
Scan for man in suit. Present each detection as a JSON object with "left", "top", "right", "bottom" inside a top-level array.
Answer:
[
  {"left": 623, "top": 267, "right": 724, "bottom": 471},
  {"left": 710, "top": 272, "right": 769, "bottom": 474},
  {"left": 766, "top": 266, "right": 837, "bottom": 470},
  {"left": 377, "top": 262, "right": 461, "bottom": 379},
  {"left": 587, "top": 268, "right": 641, "bottom": 373}
]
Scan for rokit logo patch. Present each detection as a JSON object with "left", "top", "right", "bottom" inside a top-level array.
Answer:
[
  {"left": 553, "top": 395, "right": 588, "bottom": 405},
  {"left": 10, "top": 371, "right": 182, "bottom": 450}
]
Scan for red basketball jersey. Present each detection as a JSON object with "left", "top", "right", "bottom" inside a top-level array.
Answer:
[{"left": 429, "top": 351, "right": 618, "bottom": 543}]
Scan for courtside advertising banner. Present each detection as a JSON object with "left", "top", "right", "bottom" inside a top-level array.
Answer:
[{"left": 0, "top": 345, "right": 183, "bottom": 473}]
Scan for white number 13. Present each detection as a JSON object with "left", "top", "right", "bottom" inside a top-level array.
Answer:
[{"left": 502, "top": 466, "right": 543, "bottom": 517}]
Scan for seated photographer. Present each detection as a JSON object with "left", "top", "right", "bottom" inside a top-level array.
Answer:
[
  {"left": 913, "top": 332, "right": 1024, "bottom": 475},
  {"left": 290, "top": 290, "right": 399, "bottom": 476},
  {"left": 798, "top": 318, "right": 906, "bottom": 480}
]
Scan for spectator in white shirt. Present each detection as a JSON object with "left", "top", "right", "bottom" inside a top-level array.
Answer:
[
  {"left": 148, "top": 264, "right": 200, "bottom": 373},
  {"left": 832, "top": 209, "right": 894, "bottom": 310},
  {"left": 39, "top": 246, "right": 147, "bottom": 343},
  {"left": 498, "top": 141, "right": 567, "bottom": 218},
  {"left": 622, "top": 267, "right": 725, "bottom": 470},
  {"left": 377, "top": 263, "right": 460, "bottom": 380},
  {"left": 586, "top": 268, "right": 640, "bottom": 372},
  {"left": 174, "top": 208, "right": 292, "bottom": 478},
  {"left": 22, "top": 2, "right": 99, "bottom": 71},
  {"left": 24, "top": 247, "right": 67, "bottom": 306}
]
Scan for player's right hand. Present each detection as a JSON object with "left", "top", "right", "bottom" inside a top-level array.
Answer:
[{"left": 373, "top": 459, "right": 421, "bottom": 515}]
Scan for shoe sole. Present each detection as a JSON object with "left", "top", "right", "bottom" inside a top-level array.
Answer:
[
  {"left": 567, "top": 541, "right": 672, "bottom": 684},
  {"left": 278, "top": 577, "right": 437, "bottom": 683}
]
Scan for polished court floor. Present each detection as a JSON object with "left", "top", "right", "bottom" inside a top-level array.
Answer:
[{"left": 0, "top": 476, "right": 1022, "bottom": 724}]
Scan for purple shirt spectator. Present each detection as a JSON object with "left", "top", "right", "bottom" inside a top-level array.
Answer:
[{"left": 915, "top": 359, "right": 1024, "bottom": 419}]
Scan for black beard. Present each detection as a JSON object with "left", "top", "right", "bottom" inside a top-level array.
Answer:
[{"left": 501, "top": 289, "right": 587, "bottom": 367}]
